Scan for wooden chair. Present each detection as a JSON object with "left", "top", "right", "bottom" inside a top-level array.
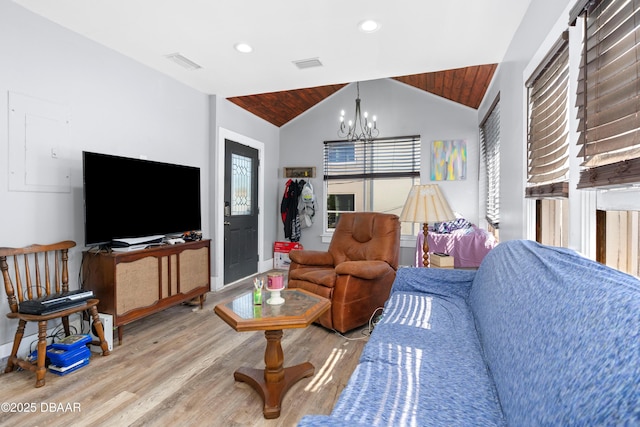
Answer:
[{"left": 0, "top": 241, "right": 110, "bottom": 387}]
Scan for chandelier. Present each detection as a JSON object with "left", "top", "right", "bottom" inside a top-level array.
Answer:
[{"left": 338, "top": 82, "right": 379, "bottom": 142}]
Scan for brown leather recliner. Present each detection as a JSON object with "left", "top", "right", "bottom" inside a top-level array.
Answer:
[{"left": 287, "top": 212, "right": 400, "bottom": 333}]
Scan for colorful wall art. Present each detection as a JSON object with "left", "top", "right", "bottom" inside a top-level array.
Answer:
[{"left": 431, "top": 139, "right": 467, "bottom": 181}]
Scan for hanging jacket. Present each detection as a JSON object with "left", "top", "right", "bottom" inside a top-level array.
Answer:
[
  {"left": 280, "top": 179, "right": 301, "bottom": 241},
  {"left": 298, "top": 181, "right": 316, "bottom": 228}
]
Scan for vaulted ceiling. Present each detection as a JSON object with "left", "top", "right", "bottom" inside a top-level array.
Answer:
[
  {"left": 12, "top": 1, "right": 521, "bottom": 127},
  {"left": 228, "top": 64, "right": 497, "bottom": 127}
]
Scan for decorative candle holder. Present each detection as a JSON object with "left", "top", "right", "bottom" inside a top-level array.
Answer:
[
  {"left": 265, "top": 288, "right": 284, "bottom": 305},
  {"left": 266, "top": 273, "right": 285, "bottom": 305}
]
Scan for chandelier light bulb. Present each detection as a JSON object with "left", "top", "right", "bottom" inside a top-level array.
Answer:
[{"left": 337, "top": 82, "right": 380, "bottom": 142}]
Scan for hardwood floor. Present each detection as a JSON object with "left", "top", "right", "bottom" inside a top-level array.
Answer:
[{"left": 0, "top": 274, "right": 370, "bottom": 427}]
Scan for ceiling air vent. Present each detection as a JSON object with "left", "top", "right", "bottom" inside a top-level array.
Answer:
[
  {"left": 292, "top": 58, "right": 323, "bottom": 70},
  {"left": 165, "top": 53, "right": 202, "bottom": 70}
]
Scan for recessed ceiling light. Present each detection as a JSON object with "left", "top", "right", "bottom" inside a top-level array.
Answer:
[
  {"left": 234, "top": 43, "right": 253, "bottom": 53},
  {"left": 359, "top": 20, "right": 380, "bottom": 33}
]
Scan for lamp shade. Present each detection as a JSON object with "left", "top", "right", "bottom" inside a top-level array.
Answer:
[{"left": 399, "top": 184, "right": 455, "bottom": 224}]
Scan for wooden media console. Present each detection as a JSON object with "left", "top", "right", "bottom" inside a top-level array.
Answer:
[{"left": 82, "top": 239, "right": 211, "bottom": 345}]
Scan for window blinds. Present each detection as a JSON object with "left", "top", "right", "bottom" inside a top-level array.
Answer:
[
  {"left": 525, "top": 32, "right": 570, "bottom": 198},
  {"left": 575, "top": 0, "right": 640, "bottom": 188},
  {"left": 480, "top": 97, "right": 500, "bottom": 228},
  {"left": 323, "top": 136, "right": 421, "bottom": 181}
]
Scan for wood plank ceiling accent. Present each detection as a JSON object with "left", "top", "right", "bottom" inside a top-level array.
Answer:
[
  {"left": 227, "top": 64, "right": 497, "bottom": 127},
  {"left": 227, "top": 83, "right": 347, "bottom": 128},
  {"left": 393, "top": 64, "right": 498, "bottom": 110}
]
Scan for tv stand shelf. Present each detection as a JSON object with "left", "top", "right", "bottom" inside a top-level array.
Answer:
[{"left": 82, "top": 239, "right": 210, "bottom": 345}]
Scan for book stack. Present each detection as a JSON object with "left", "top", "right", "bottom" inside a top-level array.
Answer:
[
  {"left": 47, "top": 334, "right": 92, "bottom": 376},
  {"left": 431, "top": 252, "right": 454, "bottom": 269}
]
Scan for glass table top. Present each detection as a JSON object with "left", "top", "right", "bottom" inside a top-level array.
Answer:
[
  {"left": 215, "top": 288, "right": 330, "bottom": 332},
  {"left": 224, "top": 289, "right": 322, "bottom": 319}
]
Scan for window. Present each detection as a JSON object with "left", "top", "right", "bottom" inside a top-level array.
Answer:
[
  {"left": 525, "top": 32, "right": 570, "bottom": 246},
  {"left": 480, "top": 96, "right": 500, "bottom": 233},
  {"left": 327, "top": 193, "right": 355, "bottom": 229},
  {"left": 326, "top": 143, "right": 355, "bottom": 163},
  {"left": 597, "top": 210, "right": 640, "bottom": 277},
  {"left": 572, "top": 0, "right": 640, "bottom": 189},
  {"left": 324, "top": 136, "right": 421, "bottom": 234},
  {"left": 536, "top": 199, "right": 569, "bottom": 246}
]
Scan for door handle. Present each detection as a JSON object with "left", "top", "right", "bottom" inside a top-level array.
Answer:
[{"left": 224, "top": 221, "right": 231, "bottom": 226}]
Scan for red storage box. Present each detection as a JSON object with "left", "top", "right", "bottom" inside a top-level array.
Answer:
[{"left": 273, "top": 242, "right": 303, "bottom": 269}]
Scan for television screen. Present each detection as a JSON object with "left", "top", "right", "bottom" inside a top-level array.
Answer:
[{"left": 82, "top": 151, "right": 201, "bottom": 246}]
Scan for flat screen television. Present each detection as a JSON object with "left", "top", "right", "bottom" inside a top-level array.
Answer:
[{"left": 82, "top": 151, "right": 201, "bottom": 247}]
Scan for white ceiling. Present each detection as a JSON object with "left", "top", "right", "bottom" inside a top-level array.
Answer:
[{"left": 12, "top": 0, "right": 533, "bottom": 98}]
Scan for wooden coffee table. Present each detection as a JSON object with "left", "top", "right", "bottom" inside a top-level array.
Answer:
[{"left": 214, "top": 288, "right": 330, "bottom": 419}]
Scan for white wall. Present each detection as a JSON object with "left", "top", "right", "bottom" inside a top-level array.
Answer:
[
  {"left": 280, "top": 78, "right": 480, "bottom": 265},
  {"left": 0, "top": 1, "right": 209, "bottom": 354}
]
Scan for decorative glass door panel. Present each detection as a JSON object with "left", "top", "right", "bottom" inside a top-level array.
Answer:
[{"left": 231, "top": 153, "right": 252, "bottom": 216}]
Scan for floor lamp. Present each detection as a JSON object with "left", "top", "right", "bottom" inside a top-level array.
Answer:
[{"left": 399, "top": 184, "right": 456, "bottom": 267}]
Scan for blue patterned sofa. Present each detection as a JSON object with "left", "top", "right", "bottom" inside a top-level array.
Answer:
[{"left": 298, "top": 240, "right": 640, "bottom": 426}]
